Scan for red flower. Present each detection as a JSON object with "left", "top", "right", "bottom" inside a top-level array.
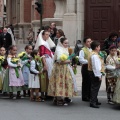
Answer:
[
  {"left": 59, "top": 91, "right": 63, "bottom": 95},
  {"left": 65, "top": 92, "right": 68, "bottom": 96},
  {"left": 59, "top": 82, "right": 63, "bottom": 87},
  {"left": 60, "top": 74, "right": 63, "bottom": 78}
]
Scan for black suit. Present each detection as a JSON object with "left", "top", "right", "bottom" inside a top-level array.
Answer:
[{"left": 0, "top": 33, "right": 12, "bottom": 50}]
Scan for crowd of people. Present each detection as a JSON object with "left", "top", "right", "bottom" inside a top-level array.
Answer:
[{"left": 0, "top": 23, "right": 120, "bottom": 109}]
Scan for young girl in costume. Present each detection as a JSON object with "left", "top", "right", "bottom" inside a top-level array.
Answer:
[
  {"left": 106, "top": 45, "right": 119, "bottom": 104},
  {"left": 0, "top": 47, "right": 7, "bottom": 92},
  {"left": 29, "top": 50, "right": 41, "bottom": 102},
  {"left": 2, "top": 45, "right": 24, "bottom": 99},
  {"left": 21, "top": 45, "right": 32, "bottom": 97},
  {"left": 48, "top": 37, "right": 77, "bottom": 106}
]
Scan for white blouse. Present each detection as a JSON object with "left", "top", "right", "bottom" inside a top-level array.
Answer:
[
  {"left": 30, "top": 60, "right": 39, "bottom": 74},
  {"left": 91, "top": 54, "right": 102, "bottom": 78},
  {"left": 7, "top": 57, "right": 17, "bottom": 67}
]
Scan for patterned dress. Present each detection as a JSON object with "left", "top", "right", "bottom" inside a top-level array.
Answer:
[
  {"left": 48, "top": 44, "right": 77, "bottom": 97},
  {"left": 113, "top": 75, "right": 120, "bottom": 104},
  {"left": 106, "top": 55, "right": 118, "bottom": 101},
  {"left": 48, "top": 63, "right": 77, "bottom": 97}
]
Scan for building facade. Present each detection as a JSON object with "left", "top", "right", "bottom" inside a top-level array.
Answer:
[
  {"left": 0, "top": 0, "right": 5, "bottom": 27},
  {"left": 6, "top": 0, "right": 119, "bottom": 45},
  {"left": 6, "top": 0, "right": 84, "bottom": 45}
]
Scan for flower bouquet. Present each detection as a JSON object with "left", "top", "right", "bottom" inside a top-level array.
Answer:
[
  {"left": 0, "top": 56, "right": 5, "bottom": 71},
  {"left": 72, "top": 56, "right": 79, "bottom": 75},
  {"left": 11, "top": 57, "right": 20, "bottom": 78},
  {"left": 35, "top": 55, "right": 44, "bottom": 79},
  {"left": 60, "top": 53, "right": 79, "bottom": 74},
  {"left": 99, "top": 51, "right": 107, "bottom": 76},
  {"left": 60, "top": 53, "right": 76, "bottom": 61},
  {"left": 18, "top": 52, "right": 31, "bottom": 68},
  {"left": 99, "top": 51, "right": 107, "bottom": 59}
]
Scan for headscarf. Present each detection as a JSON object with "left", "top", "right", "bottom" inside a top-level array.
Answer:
[
  {"left": 34, "top": 30, "right": 55, "bottom": 50},
  {"left": 54, "top": 37, "right": 69, "bottom": 61},
  {"left": 7, "top": 28, "right": 16, "bottom": 45}
]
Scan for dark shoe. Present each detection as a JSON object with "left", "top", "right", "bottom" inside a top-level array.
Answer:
[
  {"left": 16, "top": 95, "right": 21, "bottom": 99},
  {"left": 9, "top": 94, "right": 16, "bottom": 99},
  {"left": 82, "top": 98, "right": 90, "bottom": 102},
  {"left": 3, "top": 92, "right": 8, "bottom": 96},
  {"left": 96, "top": 102, "right": 101, "bottom": 105},
  {"left": 64, "top": 98, "right": 72, "bottom": 103},
  {"left": 90, "top": 104, "right": 99, "bottom": 108}
]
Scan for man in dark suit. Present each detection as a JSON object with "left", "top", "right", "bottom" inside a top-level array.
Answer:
[{"left": 0, "top": 28, "right": 12, "bottom": 52}]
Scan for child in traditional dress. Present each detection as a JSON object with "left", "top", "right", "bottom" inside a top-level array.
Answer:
[
  {"left": 106, "top": 45, "right": 118, "bottom": 104},
  {"left": 88, "top": 41, "right": 103, "bottom": 108},
  {"left": 117, "top": 37, "right": 120, "bottom": 57},
  {"left": 21, "top": 45, "right": 32, "bottom": 97},
  {"left": 2, "top": 45, "right": 24, "bottom": 99},
  {"left": 0, "top": 47, "right": 7, "bottom": 92},
  {"left": 29, "top": 50, "right": 41, "bottom": 102}
]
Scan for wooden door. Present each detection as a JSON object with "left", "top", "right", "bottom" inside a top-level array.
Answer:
[
  {"left": 116, "top": 0, "right": 120, "bottom": 36},
  {"left": 85, "top": 0, "right": 116, "bottom": 44}
]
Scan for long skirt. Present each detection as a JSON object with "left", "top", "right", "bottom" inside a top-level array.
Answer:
[
  {"left": 48, "top": 63, "right": 77, "bottom": 97},
  {"left": 39, "top": 71, "right": 48, "bottom": 92},
  {"left": 22, "top": 65, "right": 30, "bottom": 90},
  {"left": 0, "top": 68, "right": 6, "bottom": 90},
  {"left": 2, "top": 68, "right": 24, "bottom": 92},
  {"left": 45, "top": 56, "right": 53, "bottom": 79},
  {"left": 113, "top": 78, "right": 120, "bottom": 104}
]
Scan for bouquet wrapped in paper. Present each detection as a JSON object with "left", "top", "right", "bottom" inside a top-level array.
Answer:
[
  {"left": 60, "top": 53, "right": 79, "bottom": 74},
  {"left": 18, "top": 52, "right": 31, "bottom": 68},
  {"left": 72, "top": 56, "right": 79, "bottom": 75},
  {"left": 0, "top": 56, "right": 5, "bottom": 71},
  {"left": 11, "top": 57, "right": 20, "bottom": 78},
  {"left": 35, "top": 55, "right": 44, "bottom": 79}
]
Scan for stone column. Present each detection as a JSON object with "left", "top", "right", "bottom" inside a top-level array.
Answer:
[
  {"left": 63, "top": 0, "right": 77, "bottom": 46},
  {"left": 76, "top": 0, "right": 84, "bottom": 42},
  {"left": 18, "top": 0, "right": 24, "bottom": 43},
  {"left": 20, "top": 0, "right": 24, "bottom": 23},
  {"left": 6, "top": 0, "right": 12, "bottom": 24},
  {"left": 54, "top": 0, "right": 66, "bottom": 18}
]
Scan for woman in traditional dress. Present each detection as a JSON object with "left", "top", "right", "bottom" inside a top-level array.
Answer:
[
  {"left": 2, "top": 45, "right": 24, "bottom": 99},
  {"left": 34, "top": 30, "right": 55, "bottom": 100},
  {"left": 48, "top": 37, "right": 77, "bottom": 106},
  {"left": 106, "top": 45, "right": 119, "bottom": 104}
]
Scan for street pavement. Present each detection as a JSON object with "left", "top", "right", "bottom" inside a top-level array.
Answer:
[{"left": 0, "top": 43, "right": 119, "bottom": 120}]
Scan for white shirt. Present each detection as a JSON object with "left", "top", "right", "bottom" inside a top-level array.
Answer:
[
  {"left": 91, "top": 54, "right": 102, "bottom": 78},
  {"left": 79, "top": 48, "right": 92, "bottom": 64}
]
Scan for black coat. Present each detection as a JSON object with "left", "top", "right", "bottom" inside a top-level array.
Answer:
[{"left": 0, "top": 33, "right": 12, "bottom": 49}]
